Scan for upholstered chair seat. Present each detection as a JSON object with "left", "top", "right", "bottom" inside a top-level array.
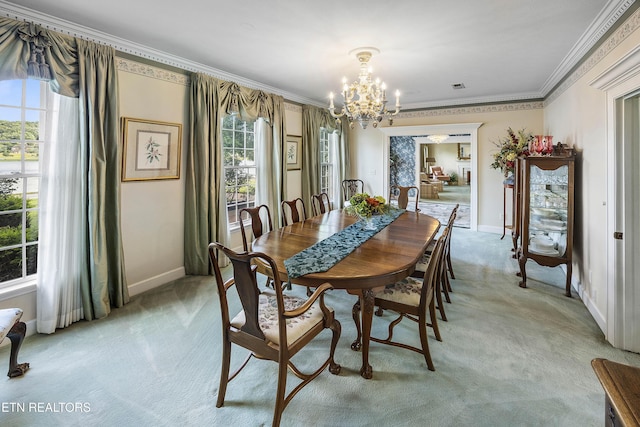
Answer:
[
  {"left": 230, "top": 292, "right": 334, "bottom": 346},
  {"left": 376, "top": 276, "right": 424, "bottom": 306}
]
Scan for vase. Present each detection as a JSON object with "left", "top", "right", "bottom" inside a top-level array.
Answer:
[{"left": 359, "top": 215, "right": 377, "bottom": 230}]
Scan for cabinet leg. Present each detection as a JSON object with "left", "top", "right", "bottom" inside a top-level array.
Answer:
[
  {"left": 565, "top": 263, "right": 572, "bottom": 297},
  {"left": 518, "top": 253, "right": 527, "bottom": 288}
]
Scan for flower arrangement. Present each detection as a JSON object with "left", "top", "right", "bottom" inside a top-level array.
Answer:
[
  {"left": 490, "top": 127, "right": 533, "bottom": 176},
  {"left": 344, "top": 193, "right": 389, "bottom": 219}
]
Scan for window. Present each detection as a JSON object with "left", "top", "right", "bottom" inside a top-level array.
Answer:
[
  {"left": 0, "top": 79, "right": 48, "bottom": 286},
  {"left": 222, "top": 115, "right": 256, "bottom": 227},
  {"left": 319, "top": 127, "right": 334, "bottom": 199}
]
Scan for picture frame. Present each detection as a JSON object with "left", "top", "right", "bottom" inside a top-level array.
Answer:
[
  {"left": 286, "top": 135, "right": 302, "bottom": 171},
  {"left": 457, "top": 143, "right": 471, "bottom": 160},
  {"left": 122, "top": 117, "right": 182, "bottom": 181}
]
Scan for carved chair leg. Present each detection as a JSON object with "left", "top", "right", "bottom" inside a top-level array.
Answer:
[{"left": 7, "top": 321, "right": 29, "bottom": 378}]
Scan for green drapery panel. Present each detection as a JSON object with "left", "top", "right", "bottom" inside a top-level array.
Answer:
[
  {"left": 185, "top": 74, "right": 288, "bottom": 274},
  {"left": 184, "top": 73, "right": 224, "bottom": 275},
  {"left": 301, "top": 105, "right": 350, "bottom": 210},
  {"left": 0, "top": 17, "right": 128, "bottom": 321},
  {"left": 76, "top": 39, "right": 128, "bottom": 318}
]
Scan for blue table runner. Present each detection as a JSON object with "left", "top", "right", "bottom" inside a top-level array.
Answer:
[{"left": 284, "top": 209, "right": 405, "bottom": 279}]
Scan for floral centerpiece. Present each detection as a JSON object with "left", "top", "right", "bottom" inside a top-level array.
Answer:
[
  {"left": 490, "top": 127, "right": 533, "bottom": 177},
  {"left": 344, "top": 193, "right": 389, "bottom": 219}
]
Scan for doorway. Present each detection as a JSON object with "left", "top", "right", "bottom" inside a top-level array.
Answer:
[
  {"left": 379, "top": 123, "right": 482, "bottom": 231},
  {"left": 593, "top": 45, "right": 640, "bottom": 351}
]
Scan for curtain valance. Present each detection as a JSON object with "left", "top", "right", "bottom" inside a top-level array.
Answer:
[{"left": 0, "top": 16, "right": 83, "bottom": 97}]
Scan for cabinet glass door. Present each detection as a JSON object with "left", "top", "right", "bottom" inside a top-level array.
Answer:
[{"left": 528, "top": 164, "right": 568, "bottom": 257}]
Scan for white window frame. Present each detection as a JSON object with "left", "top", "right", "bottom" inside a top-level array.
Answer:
[
  {"left": 221, "top": 115, "right": 257, "bottom": 229},
  {"left": 319, "top": 127, "right": 334, "bottom": 199},
  {"left": 0, "top": 79, "right": 48, "bottom": 288}
]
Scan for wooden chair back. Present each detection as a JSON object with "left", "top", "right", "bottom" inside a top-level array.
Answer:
[
  {"left": 281, "top": 198, "right": 307, "bottom": 225},
  {"left": 311, "top": 193, "right": 332, "bottom": 216},
  {"left": 239, "top": 205, "right": 273, "bottom": 252},
  {"left": 207, "top": 242, "right": 342, "bottom": 426},
  {"left": 341, "top": 179, "right": 364, "bottom": 201},
  {"left": 444, "top": 204, "right": 459, "bottom": 280},
  {"left": 390, "top": 185, "right": 420, "bottom": 211}
]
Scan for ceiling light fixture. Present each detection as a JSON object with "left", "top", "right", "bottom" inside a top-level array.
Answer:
[
  {"left": 329, "top": 47, "right": 400, "bottom": 130},
  {"left": 427, "top": 134, "right": 450, "bottom": 144}
]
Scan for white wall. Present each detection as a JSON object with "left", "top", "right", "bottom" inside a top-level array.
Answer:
[
  {"left": 118, "top": 65, "right": 189, "bottom": 296},
  {"left": 543, "top": 9, "right": 640, "bottom": 331}
]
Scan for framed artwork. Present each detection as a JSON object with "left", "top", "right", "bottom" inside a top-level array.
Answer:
[
  {"left": 286, "top": 135, "right": 302, "bottom": 171},
  {"left": 122, "top": 117, "right": 182, "bottom": 181},
  {"left": 458, "top": 143, "right": 471, "bottom": 160}
]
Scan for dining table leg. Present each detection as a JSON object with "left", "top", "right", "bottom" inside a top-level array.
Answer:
[{"left": 357, "top": 289, "right": 375, "bottom": 379}]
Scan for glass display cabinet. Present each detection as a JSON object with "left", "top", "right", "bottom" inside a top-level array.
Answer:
[{"left": 516, "top": 151, "right": 575, "bottom": 297}]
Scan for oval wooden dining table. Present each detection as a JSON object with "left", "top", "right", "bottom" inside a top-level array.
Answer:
[{"left": 252, "top": 209, "right": 440, "bottom": 379}]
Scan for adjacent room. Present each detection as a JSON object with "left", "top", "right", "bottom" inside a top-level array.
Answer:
[{"left": 1, "top": 1, "right": 640, "bottom": 426}]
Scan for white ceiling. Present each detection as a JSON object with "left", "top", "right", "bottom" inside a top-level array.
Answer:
[{"left": 1, "top": 0, "right": 635, "bottom": 110}]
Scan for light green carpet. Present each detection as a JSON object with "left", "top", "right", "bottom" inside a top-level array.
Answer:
[{"left": 2, "top": 229, "right": 639, "bottom": 426}]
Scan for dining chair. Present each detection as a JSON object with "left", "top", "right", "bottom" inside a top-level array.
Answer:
[
  {"left": 311, "top": 192, "right": 332, "bottom": 216},
  {"left": 416, "top": 203, "right": 458, "bottom": 281},
  {"left": 239, "top": 205, "right": 273, "bottom": 252},
  {"left": 341, "top": 179, "right": 364, "bottom": 202},
  {"left": 368, "top": 232, "right": 446, "bottom": 371},
  {"left": 281, "top": 198, "right": 307, "bottom": 226},
  {"left": 208, "top": 242, "right": 341, "bottom": 427},
  {"left": 239, "top": 205, "right": 284, "bottom": 289},
  {"left": 389, "top": 185, "right": 420, "bottom": 211}
]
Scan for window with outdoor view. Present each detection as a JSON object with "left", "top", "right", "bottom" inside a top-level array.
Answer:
[
  {"left": 0, "top": 79, "right": 48, "bottom": 286},
  {"left": 222, "top": 115, "right": 256, "bottom": 227},
  {"left": 319, "top": 127, "right": 334, "bottom": 200}
]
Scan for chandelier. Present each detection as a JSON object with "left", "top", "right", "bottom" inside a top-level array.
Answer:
[
  {"left": 427, "top": 134, "right": 450, "bottom": 144},
  {"left": 329, "top": 48, "right": 400, "bottom": 130}
]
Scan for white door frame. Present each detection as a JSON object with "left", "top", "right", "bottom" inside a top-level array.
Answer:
[
  {"left": 378, "top": 123, "right": 482, "bottom": 231},
  {"left": 590, "top": 46, "right": 640, "bottom": 351}
]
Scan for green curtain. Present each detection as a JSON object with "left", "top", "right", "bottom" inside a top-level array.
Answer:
[
  {"left": 301, "top": 105, "right": 349, "bottom": 210},
  {"left": 76, "top": 39, "right": 128, "bottom": 318},
  {"left": 184, "top": 73, "right": 224, "bottom": 275},
  {"left": 184, "top": 74, "right": 288, "bottom": 274},
  {"left": 0, "top": 17, "right": 128, "bottom": 321}
]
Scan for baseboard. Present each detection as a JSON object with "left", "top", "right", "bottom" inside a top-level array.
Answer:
[
  {"left": 478, "top": 225, "right": 503, "bottom": 234},
  {"left": 571, "top": 274, "right": 607, "bottom": 335},
  {"left": 128, "top": 267, "right": 186, "bottom": 297}
]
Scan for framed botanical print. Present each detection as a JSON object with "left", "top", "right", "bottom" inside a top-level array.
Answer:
[
  {"left": 286, "top": 135, "right": 302, "bottom": 171},
  {"left": 122, "top": 117, "right": 182, "bottom": 181}
]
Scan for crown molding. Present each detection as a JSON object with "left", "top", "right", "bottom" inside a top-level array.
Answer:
[
  {"left": 396, "top": 101, "right": 543, "bottom": 119},
  {"left": 540, "top": 0, "right": 636, "bottom": 96},
  {"left": 1, "top": 0, "right": 633, "bottom": 110},
  {"left": 545, "top": 4, "right": 640, "bottom": 105},
  {"left": 401, "top": 92, "right": 543, "bottom": 111},
  {"left": 0, "top": 0, "right": 321, "bottom": 106}
]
